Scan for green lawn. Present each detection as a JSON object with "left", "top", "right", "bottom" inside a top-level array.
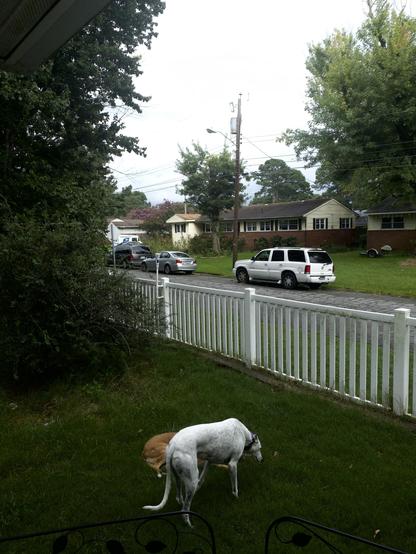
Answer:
[
  {"left": 196, "top": 250, "right": 416, "bottom": 297},
  {"left": 1, "top": 341, "right": 416, "bottom": 553}
]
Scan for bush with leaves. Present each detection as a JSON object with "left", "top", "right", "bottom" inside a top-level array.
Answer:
[
  {"left": 254, "top": 237, "right": 270, "bottom": 250},
  {"left": 0, "top": 216, "right": 159, "bottom": 385},
  {"left": 0, "top": 0, "right": 165, "bottom": 385}
]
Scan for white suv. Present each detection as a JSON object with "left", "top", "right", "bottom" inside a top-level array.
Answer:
[{"left": 233, "top": 247, "right": 336, "bottom": 289}]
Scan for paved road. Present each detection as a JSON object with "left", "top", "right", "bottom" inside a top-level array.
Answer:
[{"left": 130, "top": 269, "right": 416, "bottom": 317}]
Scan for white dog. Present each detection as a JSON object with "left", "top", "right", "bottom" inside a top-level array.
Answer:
[{"left": 143, "top": 418, "right": 262, "bottom": 526}]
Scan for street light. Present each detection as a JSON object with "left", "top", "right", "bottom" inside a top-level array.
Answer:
[
  {"left": 206, "top": 96, "right": 242, "bottom": 269},
  {"left": 206, "top": 128, "right": 236, "bottom": 146}
]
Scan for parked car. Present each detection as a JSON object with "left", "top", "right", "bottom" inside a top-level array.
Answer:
[
  {"left": 233, "top": 247, "right": 335, "bottom": 289},
  {"left": 140, "top": 251, "right": 197, "bottom": 274},
  {"left": 107, "top": 243, "right": 152, "bottom": 269}
]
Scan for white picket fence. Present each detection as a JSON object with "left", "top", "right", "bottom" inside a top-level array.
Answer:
[{"left": 133, "top": 277, "right": 416, "bottom": 419}]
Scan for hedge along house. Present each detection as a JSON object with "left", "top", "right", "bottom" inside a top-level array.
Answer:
[
  {"left": 366, "top": 198, "right": 416, "bottom": 252},
  {"left": 167, "top": 198, "right": 356, "bottom": 249}
]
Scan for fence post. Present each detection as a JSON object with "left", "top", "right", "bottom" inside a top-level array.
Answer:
[
  {"left": 243, "top": 287, "right": 256, "bottom": 368},
  {"left": 161, "top": 277, "right": 171, "bottom": 338},
  {"left": 392, "top": 308, "right": 410, "bottom": 415}
]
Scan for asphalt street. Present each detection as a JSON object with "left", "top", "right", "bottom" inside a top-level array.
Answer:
[{"left": 130, "top": 269, "right": 416, "bottom": 317}]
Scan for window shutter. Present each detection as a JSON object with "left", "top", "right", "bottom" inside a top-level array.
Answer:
[{"left": 325, "top": 218, "right": 328, "bottom": 229}]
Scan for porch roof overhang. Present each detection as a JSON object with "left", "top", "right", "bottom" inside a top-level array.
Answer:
[{"left": 0, "top": 0, "right": 111, "bottom": 72}]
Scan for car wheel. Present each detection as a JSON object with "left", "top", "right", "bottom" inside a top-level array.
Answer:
[
  {"left": 309, "top": 283, "right": 322, "bottom": 290},
  {"left": 141, "top": 262, "right": 147, "bottom": 272},
  {"left": 164, "top": 264, "right": 172, "bottom": 274},
  {"left": 236, "top": 268, "right": 249, "bottom": 284},
  {"left": 281, "top": 272, "right": 297, "bottom": 289}
]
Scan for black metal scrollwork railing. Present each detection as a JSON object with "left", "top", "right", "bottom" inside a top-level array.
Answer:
[
  {"left": 0, "top": 511, "right": 216, "bottom": 554},
  {"left": 264, "top": 516, "right": 410, "bottom": 554}
]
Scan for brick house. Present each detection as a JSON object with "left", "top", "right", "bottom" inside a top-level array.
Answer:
[
  {"left": 167, "top": 198, "right": 357, "bottom": 249},
  {"left": 366, "top": 198, "right": 416, "bottom": 252}
]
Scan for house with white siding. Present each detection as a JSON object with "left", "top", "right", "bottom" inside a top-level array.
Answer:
[{"left": 106, "top": 218, "right": 147, "bottom": 245}]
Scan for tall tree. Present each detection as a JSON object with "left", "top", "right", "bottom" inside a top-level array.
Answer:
[
  {"left": 110, "top": 185, "right": 150, "bottom": 217},
  {"left": 129, "top": 200, "right": 185, "bottom": 235},
  {"left": 0, "top": 0, "right": 165, "bottom": 383},
  {"left": 251, "top": 159, "right": 313, "bottom": 204},
  {"left": 176, "top": 143, "right": 244, "bottom": 254},
  {"left": 282, "top": 0, "right": 416, "bottom": 206}
]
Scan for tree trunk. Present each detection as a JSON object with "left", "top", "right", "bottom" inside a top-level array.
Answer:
[{"left": 212, "top": 220, "right": 221, "bottom": 255}]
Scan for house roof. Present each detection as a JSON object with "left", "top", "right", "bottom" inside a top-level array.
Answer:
[
  {"left": 108, "top": 218, "right": 143, "bottom": 228},
  {"left": 166, "top": 213, "right": 209, "bottom": 224},
  {"left": 367, "top": 197, "right": 416, "bottom": 215},
  {"left": 221, "top": 198, "right": 333, "bottom": 220},
  {"left": 166, "top": 198, "right": 355, "bottom": 225},
  {"left": 1, "top": 0, "right": 111, "bottom": 71}
]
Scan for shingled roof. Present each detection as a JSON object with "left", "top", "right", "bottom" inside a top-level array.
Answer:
[
  {"left": 220, "top": 198, "right": 330, "bottom": 220},
  {"left": 367, "top": 197, "right": 416, "bottom": 215}
]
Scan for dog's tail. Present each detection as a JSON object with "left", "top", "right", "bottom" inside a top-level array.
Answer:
[{"left": 142, "top": 446, "right": 172, "bottom": 511}]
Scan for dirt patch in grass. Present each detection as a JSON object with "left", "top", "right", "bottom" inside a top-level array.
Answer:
[{"left": 400, "top": 258, "right": 416, "bottom": 267}]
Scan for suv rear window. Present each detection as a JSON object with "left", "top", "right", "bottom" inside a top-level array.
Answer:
[
  {"left": 308, "top": 251, "right": 332, "bottom": 264},
  {"left": 288, "top": 250, "right": 306, "bottom": 262}
]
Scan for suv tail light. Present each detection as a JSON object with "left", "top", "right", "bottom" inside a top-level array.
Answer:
[
  {"left": 333, "top": 264, "right": 335, "bottom": 274},
  {"left": 304, "top": 264, "right": 311, "bottom": 274},
  {"left": 127, "top": 254, "right": 133, "bottom": 261},
  {"left": 176, "top": 259, "right": 182, "bottom": 264}
]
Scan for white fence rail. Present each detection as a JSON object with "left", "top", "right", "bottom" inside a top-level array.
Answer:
[{"left": 136, "top": 278, "right": 416, "bottom": 419}]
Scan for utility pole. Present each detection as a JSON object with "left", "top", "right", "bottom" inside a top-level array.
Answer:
[{"left": 231, "top": 93, "right": 242, "bottom": 270}]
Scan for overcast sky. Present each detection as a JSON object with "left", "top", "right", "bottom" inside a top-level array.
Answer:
[{"left": 110, "top": 0, "right": 412, "bottom": 206}]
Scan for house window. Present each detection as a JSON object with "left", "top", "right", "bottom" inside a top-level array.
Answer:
[
  {"left": 313, "top": 218, "right": 328, "bottom": 230},
  {"left": 245, "top": 222, "right": 257, "bottom": 232},
  {"left": 381, "top": 216, "right": 404, "bottom": 229},
  {"left": 174, "top": 223, "right": 186, "bottom": 233},
  {"left": 340, "top": 218, "right": 352, "bottom": 229},
  {"left": 279, "top": 219, "right": 299, "bottom": 231},
  {"left": 260, "top": 220, "right": 272, "bottom": 232},
  {"left": 221, "top": 222, "right": 233, "bottom": 232},
  {"left": 203, "top": 223, "right": 212, "bottom": 233}
]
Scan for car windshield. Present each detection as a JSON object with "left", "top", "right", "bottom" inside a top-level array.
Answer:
[
  {"left": 172, "top": 252, "right": 190, "bottom": 258},
  {"left": 308, "top": 251, "right": 332, "bottom": 264}
]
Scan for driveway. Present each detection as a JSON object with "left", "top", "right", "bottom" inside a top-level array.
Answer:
[{"left": 130, "top": 270, "right": 416, "bottom": 317}]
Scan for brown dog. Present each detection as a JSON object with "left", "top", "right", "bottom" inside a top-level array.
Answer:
[
  {"left": 142, "top": 432, "right": 176, "bottom": 478},
  {"left": 142, "top": 431, "right": 228, "bottom": 478}
]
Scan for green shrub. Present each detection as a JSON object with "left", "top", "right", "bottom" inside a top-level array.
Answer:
[
  {"left": 0, "top": 217, "right": 158, "bottom": 386},
  {"left": 271, "top": 235, "right": 283, "bottom": 247},
  {"left": 188, "top": 234, "right": 214, "bottom": 255},
  {"left": 254, "top": 237, "right": 270, "bottom": 250},
  {"left": 283, "top": 236, "right": 298, "bottom": 247}
]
